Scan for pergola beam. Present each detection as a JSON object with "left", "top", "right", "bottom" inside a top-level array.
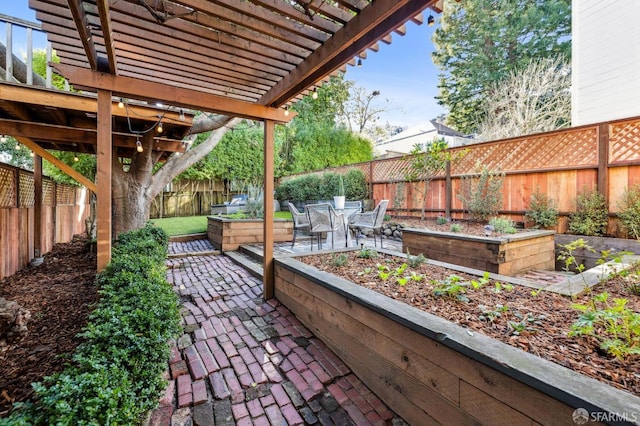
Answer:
[
  {"left": 51, "top": 63, "right": 294, "bottom": 123},
  {"left": 66, "top": 0, "right": 99, "bottom": 70},
  {"left": 260, "top": 0, "right": 435, "bottom": 107},
  {"left": 14, "top": 136, "right": 97, "bottom": 193},
  {"left": 95, "top": 0, "right": 118, "bottom": 74}
]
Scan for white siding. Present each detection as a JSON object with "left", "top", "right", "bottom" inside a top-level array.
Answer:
[{"left": 572, "top": 0, "right": 640, "bottom": 125}]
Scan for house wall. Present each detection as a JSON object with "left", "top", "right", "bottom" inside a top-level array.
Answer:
[{"left": 572, "top": 0, "right": 640, "bottom": 125}]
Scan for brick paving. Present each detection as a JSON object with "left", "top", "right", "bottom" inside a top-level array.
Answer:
[{"left": 148, "top": 241, "right": 407, "bottom": 426}]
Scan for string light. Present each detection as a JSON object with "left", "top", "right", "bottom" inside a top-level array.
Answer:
[
  {"left": 15, "top": 142, "right": 20, "bottom": 150},
  {"left": 136, "top": 138, "right": 144, "bottom": 153},
  {"left": 427, "top": 15, "right": 435, "bottom": 26},
  {"left": 357, "top": 58, "right": 362, "bottom": 67},
  {"left": 30, "top": 151, "right": 34, "bottom": 157},
  {"left": 284, "top": 106, "right": 290, "bottom": 116},
  {"left": 156, "top": 117, "right": 163, "bottom": 134},
  {"left": 179, "top": 109, "right": 185, "bottom": 121},
  {"left": 312, "top": 88, "right": 318, "bottom": 99},
  {"left": 118, "top": 98, "right": 125, "bottom": 109},
  {"left": 0, "top": 135, "right": 6, "bottom": 142},
  {"left": 74, "top": 154, "right": 79, "bottom": 162}
]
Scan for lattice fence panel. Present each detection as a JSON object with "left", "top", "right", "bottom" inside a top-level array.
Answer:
[
  {"left": 0, "top": 166, "right": 16, "bottom": 207},
  {"left": 371, "top": 157, "right": 416, "bottom": 182},
  {"left": 56, "top": 185, "right": 76, "bottom": 205},
  {"left": 18, "top": 171, "right": 34, "bottom": 208},
  {"left": 450, "top": 127, "right": 599, "bottom": 175},
  {"left": 43, "top": 180, "right": 55, "bottom": 206},
  {"left": 609, "top": 118, "right": 640, "bottom": 164}
]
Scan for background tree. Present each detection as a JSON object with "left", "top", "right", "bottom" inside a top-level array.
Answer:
[
  {"left": 432, "top": 0, "right": 571, "bottom": 134},
  {"left": 477, "top": 57, "right": 571, "bottom": 141},
  {"left": 0, "top": 136, "right": 34, "bottom": 170},
  {"left": 338, "top": 84, "right": 391, "bottom": 141}
]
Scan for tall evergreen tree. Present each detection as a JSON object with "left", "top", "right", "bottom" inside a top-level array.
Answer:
[{"left": 432, "top": 0, "right": 571, "bottom": 134}]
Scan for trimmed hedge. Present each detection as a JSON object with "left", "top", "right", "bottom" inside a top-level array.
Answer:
[
  {"left": 275, "top": 169, "right": 368, "bottom": 202},
  {"left": 2, "top": 224, "right": 181, "bottom": 425}
]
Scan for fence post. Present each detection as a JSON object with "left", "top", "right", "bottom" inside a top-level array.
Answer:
[
  {"left": 445, "top": 160, "right": 452, "bottom": 218},
  {"left": 598, "top": 123, "right": 609, "bottom": 205},
  {"left": 368, "top": 160, "right": 374, "bottom": 201}
]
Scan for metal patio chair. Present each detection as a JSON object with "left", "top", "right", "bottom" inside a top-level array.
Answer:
[
  {"left": 349, "top": 199, "right": 389, "bottom": 248},
  {"left": 288, "top": 202, "right": 310, "bottom": 249},
  {"left": 305, "top": 203, "right": 348, "bottom": 250}
]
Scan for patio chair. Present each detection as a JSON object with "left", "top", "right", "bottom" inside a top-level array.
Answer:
[
  {"left": 305, "top": 203, "right": 348, "bottom": 250},
  {"left": 349, "top": 200, "right": 389, "bottom": 248},
  {"left": 288, "top": 202, "right": 310, "bottom": 248}
]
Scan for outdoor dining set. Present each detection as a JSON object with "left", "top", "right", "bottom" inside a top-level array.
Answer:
[{"left": 288, "top": 200, "right": 389, "bottom": 250}]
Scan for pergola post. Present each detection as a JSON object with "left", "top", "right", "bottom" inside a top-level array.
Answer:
[
  {"left": 33, "top": 154, "right": 42, "bottom": 259},
  {"left": 96, "top": 89, "right": 112, "bottom": 271},
  {"left": 263, "top": 120, "right": 275, "bottom": 300}
]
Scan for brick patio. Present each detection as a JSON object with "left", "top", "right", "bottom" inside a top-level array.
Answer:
[{"left": 147, "top": 239, "right": 406, "bottom": 425}]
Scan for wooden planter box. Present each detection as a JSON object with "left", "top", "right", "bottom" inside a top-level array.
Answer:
[
  {"left": 207, "top": 216, "right": 293, "bottom": 251},
  {"left": 402, "top": 229, "right": 556, "bottom": 275},
  {"left": 274, "top": 256, "right": 640, "bottom": 425}
]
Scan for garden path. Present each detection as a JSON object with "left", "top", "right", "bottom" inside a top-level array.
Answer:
[{"left": 148, "top": 238, "right": 407, "bottom": 425}]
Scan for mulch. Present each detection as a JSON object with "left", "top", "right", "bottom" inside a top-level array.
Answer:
[
  {"left": 0, "top": 235, "right": 98, "bottom": 416},
  {"left": 300, "top": 249, "right": 640, "bottom": 398}
]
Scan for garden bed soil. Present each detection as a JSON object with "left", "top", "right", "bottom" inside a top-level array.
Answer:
[
  {"left": 0, "top": 236, "right": 98, "bottom": 416},
  {"left": 299, "top": 250, "right": 640, "bottom": 398}
]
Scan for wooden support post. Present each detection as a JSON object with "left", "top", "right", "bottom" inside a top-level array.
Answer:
[
  {"left": 33, "top": 154, "right": 42, "bottom": 259},
  {"left": 263, "top": 120, "right": 275, "bottom": 300},
  {"left": 597, "top": 123, "right": 609, "bottom": 206},
  {"left": 445, "top": 160, "right": 452, "bottom": 219},
  {"left": 96, "top": 89, "right": 112, "bottom": 271}
]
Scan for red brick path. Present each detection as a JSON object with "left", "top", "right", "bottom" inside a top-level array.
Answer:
[{"left": 148, "top": 247, "right": 405, "bottom": 426}]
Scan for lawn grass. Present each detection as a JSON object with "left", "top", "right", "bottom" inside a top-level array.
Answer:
[
  {"left": 149, "top": 215, "right": 209, "bottom": 236},
  {"left": 150, "top": 212, "right": 293, "bottom": 236}
]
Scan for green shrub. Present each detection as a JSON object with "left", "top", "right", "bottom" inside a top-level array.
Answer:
[
  {"left": 3, "top": 225, "right": 181, "bottom": 425},
  {"left": 568, "top": 188, "right": 608, "bottom": 236},
  {"left": 275, "top": 169, "right": 368, "bottom": 203},
  {"left": 489, "top": 217, "right": 517, "bottom": 234},
  {"left": 457, "top": 165, "right": 504, "bottom": 222},
  {"left": 524, "top": 188, "right": 558, "bottom": 229},
  {"left": 450, "top": 223, "right": 462, "bottom": 232},
  {"left": 617, "top": 184, "right": 640, "bottom": 239},
  {"left": 344, "top": 169, "right": 368, "bottom": 200}
]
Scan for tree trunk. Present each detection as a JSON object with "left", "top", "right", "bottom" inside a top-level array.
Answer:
[{"left": 110, "top": 116, "right": 241, "bottom": 236}]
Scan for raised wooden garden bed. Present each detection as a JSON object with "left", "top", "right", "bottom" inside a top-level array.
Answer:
[
  {"left": 207, "top": 216, "right": 293, "bottom": 251},
  {"left": 402, "top": 228, "right": 556, "bottom": 275},
  {"left": 273, "top": 255, "right": 640, "bottom": 425}
]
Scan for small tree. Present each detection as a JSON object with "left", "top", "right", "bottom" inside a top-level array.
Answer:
[
  {"left": 406, "top": 139, "right": 467, "bottom": 220},
  {"left": 457, "top": 164, "right": 505, "bottom": 222},
  {"left": 568, "top": 188, "right": 608, "bottom": 236},
  {"left": 525, "top": 187, "right": 559, "bottom": 229}
]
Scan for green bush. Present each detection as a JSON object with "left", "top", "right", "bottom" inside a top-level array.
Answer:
[
  {"left": 457, "top": 165, "right": 504, "bottom": 222},
  {"left": 568, "top": 188, "right": 608, "bottom": 236},
  {"left": 275, "top": 170, "right": 368, "bottom": 202},
  {"left": 2, "top": 224, "right": 181, "bottom": 425},
  {"left": 344, "top": 169, "right": 368, "bottom": 200},
  {"left": 524, "top": 188, "right": 558, "bottom": 229},
  {"left": 489, "top": 217, "right": 517, "bottom": 234},
  {"left": 617, "top": 184, "right": 640, "bottom": 239}
]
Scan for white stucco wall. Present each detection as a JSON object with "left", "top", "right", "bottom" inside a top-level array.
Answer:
[{"left": 572, "top": 0, "right": 640, "bottom": 125}]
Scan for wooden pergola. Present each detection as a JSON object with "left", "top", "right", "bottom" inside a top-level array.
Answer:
[{"left": 14, "top": 0, "right": 440, "bottom": 298}]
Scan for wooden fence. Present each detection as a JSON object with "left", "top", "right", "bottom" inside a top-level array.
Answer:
[
  {"left": 284, "top": 116, "right": 640, "bottom": 237},
  {"left": 0, "top": 163, "right": 90, "bottom": 279},
  {"left": 149, "top": 178, "right": 243, "bottom": 218}
]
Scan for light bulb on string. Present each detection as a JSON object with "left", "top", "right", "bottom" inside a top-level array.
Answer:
[
  {"left": 15, "top": 142, "right": 20, "bottom": 150},
  {"left": 156, "top": 120, "right": 163, "bottom": 134},
  {"left": 312, "top": 88, "right": 318, "bottom": 99},
  {"left": 179, "top": 109, "right": 185, "bottom": 121},
  {"left": 118, "top": 98, "right": 125, "bottom": 109},
  {"left": 136, "top": 138, "right": 143, "bottom": 153},
  {"left": 357, "top": 58, "right": 362, "bottom": 67},
  {"left": 74, "top": 154, "right": 79, "bottom": 162},
  {"left": 284, "top": 106, "right": 290, "bottom": 117},
  {"left": 0, "top": 135, "right": 6, "bottom": 142},
  {"left": 427, "top": 15, "right": 435, "bottom": 26},
  {"left": 30, "top": 151, "right": 34, "bottom": 157}
]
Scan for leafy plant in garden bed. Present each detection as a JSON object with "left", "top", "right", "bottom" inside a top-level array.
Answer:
[
  {"left": 299, "top": 249, "right": 640, "bottom": 396},
  {"left": 2, "top": 225, "right": 182, "bottom": 425}
]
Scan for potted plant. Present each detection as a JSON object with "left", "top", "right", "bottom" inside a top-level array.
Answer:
[{"left": 334, "top": 174, "right": 345, "bottom": 210}]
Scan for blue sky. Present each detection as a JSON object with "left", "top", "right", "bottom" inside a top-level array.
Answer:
[{"left": 1, "top": 2, "right": 444, "bottom": 127}]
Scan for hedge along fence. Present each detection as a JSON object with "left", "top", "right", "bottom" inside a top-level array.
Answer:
[
  {"left": 281, "top": 115, "right": 640, "bottom": 237},
  {"left": 1, "top": 225, "right": 182, "bottom": 425},
  {"left": 0, "top": 162, "right": 91, "bottom": 279}
]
